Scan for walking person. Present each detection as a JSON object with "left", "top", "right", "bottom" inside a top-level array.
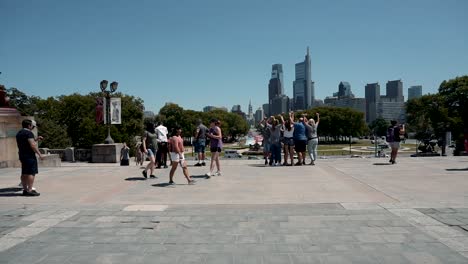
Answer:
[
  {"left": 206, "top": 119, "right": 222, "bottom": 177},
  {"left": 155, "top": 122, "right": 169, "bottom": 168},
  {"left": 16, "top": 119, "right": 43, "bottom": 196},
  {"left": 168, "top": 127, "right": 195, "bottom": 185},
  {"left": 120, "top": 142, "right": 130, "bottom": 166},
  {"left": 141, "top": 123, "right": 158, "bottom": 179},
  {"left": 193, "top": 119, "right": 208, "bottom": 166},
  {"left": 304, "top": 113, "right": 320, "bottom": 165},
  {"left": 280, "top": 113, "right": 295, "bottom": 166},
  {"left": 292, "top": 112, "right": 308, "bottom": 165},
  {"left": 387, "top": 120, "right": 405, "bottom": 164}
]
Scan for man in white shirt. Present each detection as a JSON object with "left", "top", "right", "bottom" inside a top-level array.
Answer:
[{"left": 155, "top": 122, "right": 169, "bottom": 168}]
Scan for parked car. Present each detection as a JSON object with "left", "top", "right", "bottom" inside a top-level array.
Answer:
[{"left": 224, "top": 149, "right": 242, "bottom": 158}]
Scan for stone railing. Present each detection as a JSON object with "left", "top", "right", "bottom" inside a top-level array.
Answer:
[{"left": 40, "top": 147, "right": 92, "bottom": 162}]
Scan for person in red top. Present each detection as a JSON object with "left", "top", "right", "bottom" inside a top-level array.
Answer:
[{"left": 168, "top": 127, "right": 195, "bottom": 185}]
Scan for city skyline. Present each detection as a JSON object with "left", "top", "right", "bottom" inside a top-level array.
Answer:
[{"left": 1, "top": 0, "right": 467, "bottom": 113}]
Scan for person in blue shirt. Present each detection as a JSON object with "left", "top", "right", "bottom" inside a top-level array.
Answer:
[{"left": 292, "top": 112, "right": 308, "bottom": 166}]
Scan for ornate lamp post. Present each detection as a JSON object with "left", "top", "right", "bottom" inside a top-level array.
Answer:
[{"left": 100, "top": 80, "right": 118, "bottom": 144}]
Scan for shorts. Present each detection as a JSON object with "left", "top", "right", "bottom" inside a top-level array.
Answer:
[
  {"left": 263, "top": 142, "right": 271, "bottom": 152},
  {"left": 21, "top": 158, "right": 38, "bottom": 175},
  {"left": 294, "top": 140, "right": 307, "bottom": 153},
  {"left": 170, "top": 152, "right": 186, "bottom": 167},
  {"left": 283, "top": 137, "right": 294, "bottom": 146},
  {"left": 147, "top": 148, "right": 155, "bottom": 157},
  {"left": 389, "top": 142, "right": 400, "bottom": 149},
  {"left": 210, "top": 147, "right": 222, "bottom": 153},
  {"left": 194, "top": 139, "right": 206, "bottom": 153}
]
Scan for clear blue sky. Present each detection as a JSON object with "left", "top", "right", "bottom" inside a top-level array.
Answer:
[{"left": 2, "top": 0, "right": 467, "bottom": 114}]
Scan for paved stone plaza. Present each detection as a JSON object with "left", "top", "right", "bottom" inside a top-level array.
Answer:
[{"left": 0, "top": 156, "right": 467, "bottom": 263}]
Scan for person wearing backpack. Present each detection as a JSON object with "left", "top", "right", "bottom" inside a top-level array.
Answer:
[{"left": 386, "top": 120, "right": 405, "bottom": 164}]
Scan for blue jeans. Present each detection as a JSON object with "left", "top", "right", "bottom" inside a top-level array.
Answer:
[{"left": 270, "top": 143, "right": 282, "bottom": 164}]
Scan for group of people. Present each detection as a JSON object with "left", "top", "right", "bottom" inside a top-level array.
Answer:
[
  {"left": 260, "top": 112, "right": 320, "bottom": 167},
  {"left": 138, "top": 118, "right": 224, "bottom": 184}
]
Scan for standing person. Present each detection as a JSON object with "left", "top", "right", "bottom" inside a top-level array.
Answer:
[
  {"left": 280, "top": 113, "right": 295, "bottom": 166},
  {"left": 168, "top": 127, "right": 195, "bottom": 185},
  {"left": 141, "top": 123, "right": 158, "bottom": 179},
  {"left": 206, "top": 119, "right": 223, "bottom": 177},
  {"left": 304, "top": 113, "right": 320, "bottom": 165},
  {"left": 387, "top": 120, "right": 404, "bottom": 164},
  {"left": 155, "top": 122, "right": 169, "bottom": 169},
  {"left": 267, "top": 117, "right": 282, "bottom": 166},
  {"left": 16, "top": 119, "right": 44, "bottom": 196},
  {"left": 120, "top": 142, "right": 130, "bottom": 166},
  {"left": 193, "top": 119, "right": 208, "bottom": 166},
  {"left": 292, "top": 112, "right": 308, "bottom": 165},
  {"left": 259, "top": 117, "right": 271, "bottom": 165}
]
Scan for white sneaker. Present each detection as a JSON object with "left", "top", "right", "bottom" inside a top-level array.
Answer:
[
  {"left": 215, "top": 171, "right": 222, "bottom": 176},
  {"left": 18, "top": 183, "right": 35, "bottom": 191},
  {"left": 206, "top": 172, "right": 212, "bottom": 177}
]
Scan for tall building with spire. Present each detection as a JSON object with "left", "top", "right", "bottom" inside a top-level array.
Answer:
[
  {"left": 293, "top": 47, "right": 314, "bottom": 110},
  {"left": 268, "top": 64, "right": 283, "bottom": 104}
]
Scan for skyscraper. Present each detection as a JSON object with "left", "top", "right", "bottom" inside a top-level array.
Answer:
[
  {"left": 386, "top": 80, "right": 404, "bottom": 101},
  {"left": 268, "top": 64, "right": 283, "bottom": 104},
  {"left": 334, "top": 82, "right": 354, "bottom": 98},
  {"left": 365, "top": 83, "right": 380, "bottom": 123},
  {"left": 408, "top": 85, "right": 422, "bottom": 100},
  {"left": 293, "top": 47, "right": 313, "bottom": 110}
]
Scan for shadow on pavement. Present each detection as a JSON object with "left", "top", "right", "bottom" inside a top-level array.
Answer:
[
  {"left": 152, "top": 183, "right": 174, "bottom": 187},
  {"left": 0, "top": 187, "right": 23, "bottom": 197},
  {"left": 373, "top": 163, "right": 392, "bottom": 165},
  {"left": 125, "top": 177, "right": 147, "bottom": 181},
  {"left": 191, "top": 175, "right": 209, "bottom": 179},
  {"left": 446, "top": 168, "right": 468, "bottom": 171},
  {"left": 247, "top": 164, "right": 271, "bottom": 167}
]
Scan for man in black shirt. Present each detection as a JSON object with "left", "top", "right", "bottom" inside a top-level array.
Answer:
[
  {"left": 16, "top": 119, "right": 43, "bottom": 196},
  {"left": 193, "top": 119, "right": 208, "bottom": 166}
]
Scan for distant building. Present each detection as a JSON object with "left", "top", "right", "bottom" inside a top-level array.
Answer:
[
  {"left": 324, "top": 97, "right": 366, "bottom": 120},
  {"left": 378, "top": 97, "right": 406, "bottom": 123},
  {"left": 293, "top": 47, "right": 314, "bottom": 110},
  {"left": 203, "top": 106, "right": 228, "bottom": 112},
  {"left": 408, "top": 85, "right": 422, "bottom": 100},
  {"left": 365, "top": 83, "right": 381, "bottom": 123},
  {"left": 254, "top": 107, "right": 264, "bottom": 124},
  {"left": 263, "top": 103, "right": 270, "bottom": 117},
  {"left": 385, "top": 80, "right": 404, "bottom": 102},
  {"left": 231, "top": 105, "right": 242, "bottom": 112},
  {"left": 271, "top": 95, "right": 290, "bottom": 116},
  {"left": 246, "top": 100, "right": 255, "bottom": 127},
  {"left": 334, "top": 82, "right": 354, "bottom": 98},
  {"left": 269, "top": 64, "right": 284, "bottom": 104}
]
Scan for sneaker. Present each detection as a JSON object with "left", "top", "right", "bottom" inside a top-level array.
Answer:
[
  {"left": 188, "top": 180, "right": 196, "bottom": 185},
  {"left": 391, "top": 160, "right": 396, "bottom": 164},
  {"left": 150, "top": 175, "right": 157, "bottom": 179},
  {"left": 164, "top": 165, "right": 168, "bottom": 169},
  {"left": 142, "top": 170, "right": 148, "bottom": 179},
  {"left": 302, "top": 161, "right": 306, "bottom": 165},
  {"left": 201, "top": 162, "right": 206, "bottom": 166},
  {"left": 194, "top": 163, "right": 202, "bottom": 167},
  {"left": 22, "top": 190, "right": 40, "bottom": 196},
  {"left": 168, "top": 181, "right": 175, "bottom": 185},
  {"left": 215, "top": 171, "right": 222, "bottom": 176},
  {"left": 206, "top": 172, "right": 212, "bottom": 177},
  {"left": 264, "top": 159, "right": 268, "bottom": 165}
]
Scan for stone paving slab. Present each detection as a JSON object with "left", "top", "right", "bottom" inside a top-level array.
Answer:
[{"left": 0, "top": 156, "right": 467, "bottom": 262}]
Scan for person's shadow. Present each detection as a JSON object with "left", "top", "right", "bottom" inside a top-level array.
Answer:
[
  {"left": 0, "top": 187, "right": 23, "bottom": 197},
  {"left": 446, "top": 168, "right": 468, "bottom": 171},
  {"left": 373, "top": 163, "right": 392, "bottom": 166},
  {"left": 124, "top": 177, "right": 148, "bottom": 181}
]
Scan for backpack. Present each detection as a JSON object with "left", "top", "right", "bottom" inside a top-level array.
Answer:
[{"left": 386, "top": 126, "right": 400, "bottom": 142}]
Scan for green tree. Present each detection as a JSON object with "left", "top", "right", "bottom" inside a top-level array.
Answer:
[{"left": 369, "top": 117, "right": 389, "bottom": 137}]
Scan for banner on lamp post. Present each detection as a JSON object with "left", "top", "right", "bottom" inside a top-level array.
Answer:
[
  {"left": 103, "top": 97, "right": 107, "bottom": 124},
  {"left": 110, "top": 98, "right": 121, "bottom": 124}
]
